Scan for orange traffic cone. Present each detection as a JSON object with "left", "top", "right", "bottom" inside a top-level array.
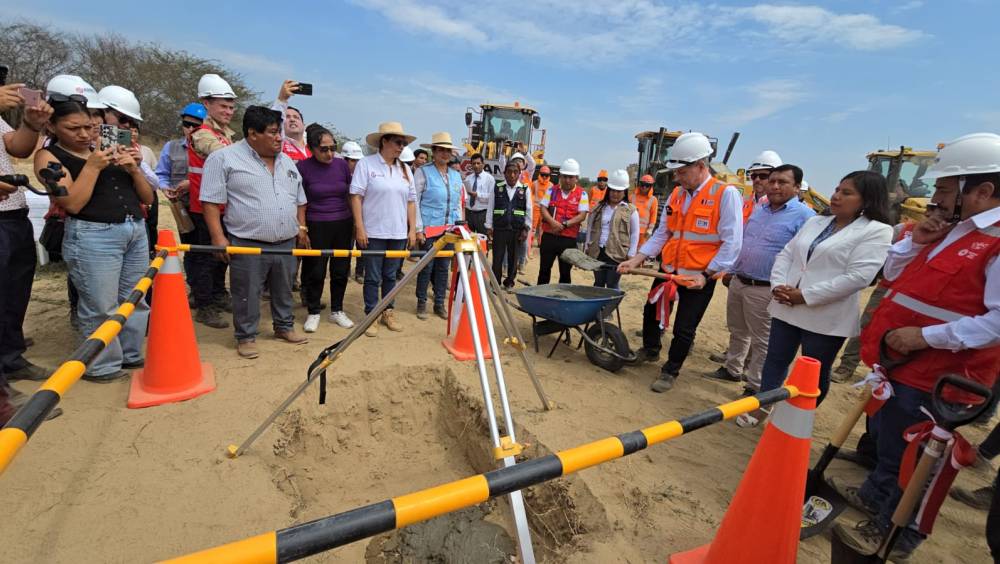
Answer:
[
  {"left": 128, "top": 230, "right": 216, "bottom": 408},
  {"left": 442, "top": 243, "right": 492, "bottom": 361},
  {"left": 670, "top": 356, "right": 821, "bottom": 564}
]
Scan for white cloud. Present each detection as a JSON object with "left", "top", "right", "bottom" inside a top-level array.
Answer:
[
  {"left": 720, "top": 79, "right": 807, "bottom": 126},
  {"left": 822, "top": 105, "right": 871, "bottom": 123},
  {"left": 893, "top": 0, "right": 925, "bottom": 13},
  {"left": 736, "top": 4, "right": 925, "bottom": 50},
  {"left": 193, "top": 45, "right": 289, "bottom": 75},
  {"left": 353, "top": 0, "right": 487, "bottom": 44}
]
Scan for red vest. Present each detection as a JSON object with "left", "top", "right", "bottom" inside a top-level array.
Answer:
[
  {"left": 187, "top": 125, "right": 233, "bottom": 214},
  {"left": 281, "top": 139, "right": 311, "bottom": 161},
  {"left": 543, "top": 186, "right": 584, "bottom": 239},
  {"left": 861, "top": 221, "right": 1000, "bottom": 398}
]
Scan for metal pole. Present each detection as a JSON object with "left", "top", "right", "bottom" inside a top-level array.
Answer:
[
  {"left": 227, "top": 239, "right": 448, "bottom": 458},
  {"left": 453, "top": 243, "right": 536, "bottom": 564}
]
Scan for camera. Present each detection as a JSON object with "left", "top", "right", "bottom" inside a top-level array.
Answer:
[{"left": 0, "top": 162, "right": 68, "bottom": 197}]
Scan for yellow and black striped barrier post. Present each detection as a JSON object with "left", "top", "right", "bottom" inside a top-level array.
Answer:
[
  {"left": 0, "top": 250, "right": 168, "bottom": 475},
  {"left": 166, "top": 385, "right": 802, "bottom": 563},
  {"left": 156, "top": 243, "right": 457, "bottom": 259}
]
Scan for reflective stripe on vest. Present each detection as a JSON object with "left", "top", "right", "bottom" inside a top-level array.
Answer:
[
  {"left": 188, "top": 166, "right": 204, "bottom": 174},
  {"left": 661, "top": 178, "right": 726, "bottom": 273},
  {"left": 768, "top": 401, "right": 815, "bottom": 440},
  {"left": 679, "top": 231, "right": 721, "bottom": 242},
  {"left": 888, "top": 290, "right": 965, "bottom": 323}
]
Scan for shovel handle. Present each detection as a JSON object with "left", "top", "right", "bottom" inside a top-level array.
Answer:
[
  {"left": 625, "top": 267, "right": 672, "bottom": 280},
  {"left": 829, "top": 385, "right": 872, "bottom": 448},
  {"left": 889, "top": 435, "right": 945, "bottom": 530}
]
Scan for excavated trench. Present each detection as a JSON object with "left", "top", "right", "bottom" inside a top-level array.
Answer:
[{"left": 267, "top": 365, "right": 610, "bottom": 562}]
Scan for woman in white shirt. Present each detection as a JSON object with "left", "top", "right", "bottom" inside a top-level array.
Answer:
[
  {"left": 349, "top": 122, "right": 417, "bottom": 336},
  {"left": 749, "top": 170, "right": 893, "bottom": 420},
  {"left": 584, "top": 169, "right": 639, "bottom": 289}
]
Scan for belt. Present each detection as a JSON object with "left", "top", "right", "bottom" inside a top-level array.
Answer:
[
  {"left": 736, "top": 274, "right": 770, "bottom": 287},
  {"left": 0, "top": 208, "right": 29, "bottom": 219}
]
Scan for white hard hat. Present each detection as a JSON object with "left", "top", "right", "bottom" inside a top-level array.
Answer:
[
  {"left": 510, "top": 152, "right": 526, "bottom": 163},
  {"left": 46, "top": 74, "right": 105, "bottom": 109},
  {"left": 341, "top": 141, "right": 364, "bottom": 160},
  {"left": 607, "top": 169, "right": 629, "bottom": 190},
  {"left": 98, "top": 85, "right": 142, "bottom": 121},
  {"left": 197, "top": 73, "right": 237, "bottom": 99},
  {"left": 666, "top": 132, "right": 713, "bottom": 169},
  {"left": 748, "top": 150, "right": 782, "bottom": 171},
  {"left": 400, "top": 146, "right": 415, "bottom": 163},
  {"left": 560, "top": 158, "right": 581, "bottom": 176},
  {"left": 922, "top": 132, "right": 1000, "bottom": 180},
  {"left": 800, "top": 179, "right": 809, "bottom": 190}
]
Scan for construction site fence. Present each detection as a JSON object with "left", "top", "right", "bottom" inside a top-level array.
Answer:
[
  {"left": 166, "top": 385, "right": 802, "bottom": 563},
  {"left": 0, "top": 249, "right": 168, "bottom": 475}
]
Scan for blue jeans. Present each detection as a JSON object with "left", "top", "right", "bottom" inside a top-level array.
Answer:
[
  {"left": 592, "top": 249, "right": 622, "bottom": 289},
  {"left": 415, "top": 235, "right": 450, "bottom": 308},
  {"left": 759, "top": 317, "right": 846, "bottom": 405},
  {"left": 858, "top": 381, "right": 931, "bottom": 553},
  {"left": 63, "top": 218, "right": 150, "bottom": 377},
  {"left": 363, "top": 238, "right": 406, "bottom": 314}
]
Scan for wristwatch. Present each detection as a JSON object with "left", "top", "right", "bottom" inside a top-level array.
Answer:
[{"left": 298, "top": 225, "right": 308, "bottom": 232}]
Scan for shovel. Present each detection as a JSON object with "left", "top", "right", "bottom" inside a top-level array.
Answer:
[
  {"left": 801, "top": 337, "right": 912, "bottom": 539},
  {"left": 830, "top": 374, "right": 992, "bottom": 563},
  {"left": 559, "top": 248, "right": 705, "bottom": 287}
]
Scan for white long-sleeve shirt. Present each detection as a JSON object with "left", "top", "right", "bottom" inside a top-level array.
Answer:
[
  {"left": 638, "top": 174, "right": 744, "bottom": 273},
  {"left": 883, "top": 206, "right": 1000, "bottom": 351},
  {"left": 585, "top": 202, "right": 640, "bottom": 257},
  {"left": 463, "top": 170, "right": 494, "bottom": 211},
  {"left": 485, "top": 181, "right": 532, "bottom": 229}
]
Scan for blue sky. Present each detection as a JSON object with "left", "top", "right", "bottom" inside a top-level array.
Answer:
[{"left": 4, "top": 0, "right": 998, "bottom": 193}]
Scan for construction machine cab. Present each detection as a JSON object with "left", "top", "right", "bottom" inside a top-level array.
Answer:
[
  {"left": 464, "top": 102, "right": 545, "bottom": 178},
  {"left": 866, "top": 147, "right": 936, "bottom": 223}
]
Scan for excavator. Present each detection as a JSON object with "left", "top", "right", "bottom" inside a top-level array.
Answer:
[
  {"left": 462, "top": 102, "right": 548, "bottom": 179},
  {"left": 866, "top": 146, "right": 936, "bottom": 223}
]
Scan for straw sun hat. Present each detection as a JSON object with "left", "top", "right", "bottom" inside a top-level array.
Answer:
[
  {"left": 420, "top": 131, "right": 462, "bottom": 151},
  {"left": 365, "top": 121, "right": 416, "bottom": 148}
]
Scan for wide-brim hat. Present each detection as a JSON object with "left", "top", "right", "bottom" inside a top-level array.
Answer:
[
  {"left": 366, "top": 121, "right": 416, "bottom": 149},
  {"left": 420, "top": 131, "right": 462, "bottom": 151}
]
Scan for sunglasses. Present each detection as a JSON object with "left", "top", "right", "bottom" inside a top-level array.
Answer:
[
  {"left": 639, "top": 182, "right": 654, "bottom": 188},
  {"left": 316, "top": 146, "right": 336, "bottom": 154},
  {"left": 749, "top": 173, "right": 771, "bottom": 180},
  {"left": 111, "top": 111, "right": 136, "bottom": 127},
  {"left": 539, "top": 173, "right": 550, "bottom": 177},
  {"left": 47, "top": 93, "right": 88, "bottom": 105},
  {"left": 597, "top": 177, "right": 608, "bottom": 182},
  {"left": 385, "top": 136, "right": 408, "bottom": 147},
  {"left": 181, "top": 121, "right": 201, "bottom": 129}
]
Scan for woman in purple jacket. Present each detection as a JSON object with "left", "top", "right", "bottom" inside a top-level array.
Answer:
[{"left": 298, "top": 124, "right": 355, "bottom": 332}]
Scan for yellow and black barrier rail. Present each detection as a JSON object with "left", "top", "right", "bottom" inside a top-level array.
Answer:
[
  {"left": 0, "top": 249, "right": 168, "bottom": 475},
  {"left": 166, "top": 385, "right": 801, "bottom": 563},
  {"left": 156, "top": 243, "right": 457, "bottom": 259}
]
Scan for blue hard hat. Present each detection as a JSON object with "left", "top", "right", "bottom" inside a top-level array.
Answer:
[{"left": 180, "top": 102, "right": 207, "bottom": 120}]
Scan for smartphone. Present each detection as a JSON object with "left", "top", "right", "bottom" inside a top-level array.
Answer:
[
  {"left": 294, "top": 82, "right": 313, "bottom": 96},
  {"left": 18, "top": 87, "right": 42, "bottom": 108},
  {"left": 99, "top": 124, "right": 119, "bottom": 151},
  {"left": 117, "top": 128, "right": 133, "bottom": 147},
  {"left": 0, "top": 65, "right": 8, "bottom": 86}
]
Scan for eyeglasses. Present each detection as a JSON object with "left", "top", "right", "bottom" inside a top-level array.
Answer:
[
  {"left": 316, "top": 146, "right": 336, "bottom": 154},
  {"left": 47, "top": 93, "right": 88, "bottom": 105},
  {"left": 181, "top": 121, "right": 201, "bottom": 130},
  {"left": 749, "top": 173, "right": 771, "bottom": 180}
]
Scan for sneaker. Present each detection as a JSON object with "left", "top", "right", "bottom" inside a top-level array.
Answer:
[
  {"left": 329, "top": 311, "right": 355, "bottom": 328},
  {"left": 82, "top": 370, "right": 129, "bottom": 384},
  {"left": 950, "top": 485, "right": 994, "bottom": 511},
  {"left": 195, "top": 306, "right": 229, "bottom": 329},
  {"left": 709, "top": 351, "right": 728, "bottom": 363},
  {"left": 832, "top": 520, "right": 884, "bottom": 557},
  {"left": 122, "top": 359, "right": 145, "bottom": 369},
  {"left": 365, "top": 322, "right": 379, "bottom": 337},
  {"left": 416, "top": 302, "right": 429, "bottom": 320},
  {"left": 303, "top": 314, "right": 320, "bottom": 333},
  {"left": 237, "top": 340, "right": 259, "bottom": 359},
  {"left": 831, "top": 364, "right": 856, "bottom": 384},
  {"left": 705, "top": 366, "right": 742, "bottom": 383},
  {"left": 381, "top": 310, "right": 402, "bottom": 331},
  {"left": 826, "top": 476, "right": 877, "bottom": 516},
  {"left": 650, "top": 372, "right": 676, "bottom": 393},
  {"left": 434, "top": 304, "right": 447, "bottom": 320},
  {"left": 631, "top": 347, "right": 660, "bottom": 364},
  {"left": 5, "top": 362, "right": 50, "bottom": 382},
  {"left": 275, "top": 329, "right": 308, "bottom": 344}
]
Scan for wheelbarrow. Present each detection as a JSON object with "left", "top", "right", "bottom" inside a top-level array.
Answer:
[{"left": 512, "top": 284, "right": 635, "bottom": 372}]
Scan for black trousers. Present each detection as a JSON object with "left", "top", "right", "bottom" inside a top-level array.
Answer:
[
  {"left": 145, "top": 196, "right": 159, "bottom": 257},
  {"left": 537, "top": 232, "right": 575, "bottom": 285},
  {"left": 492, "top": 229, "right": 520, "bottom": 287},
  {"left": 989, "top": 467, "right": 1000, "bottom": 560},
  {"left": 188, "top": 212, "right": 228, "bottom": 308},
  {"left": 0, "top": 211, "right": 35, "bottom": 372},
  {"left": 641, "top": 272, "right": 718, "bottom": 374},
  {"left": 466, "top": 209, "right": 487, "bottom": 234},
  {"left": 303, "top": 218, "right": 354, "bottom": 314}
]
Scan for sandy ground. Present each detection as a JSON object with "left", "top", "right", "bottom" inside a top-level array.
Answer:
[{"left": 2, "top": 194, "right": 995, "bottom": 563}]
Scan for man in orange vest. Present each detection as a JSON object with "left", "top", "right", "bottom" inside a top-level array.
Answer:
[
  {"left": 590, "top": 169, "right": 608, "bottom": 210},
  {"left": 633, "top": 174, "right": 659, "bottom": 247},
  {"left": 618, "top": 132, "right": 744, "bottom": 392},
  {"left": 537, "top": 158, "right": 589, "bottom": 284},
  {"left": 833, "top": 133, "right": 1000, "bottom": 559},
  {"left": 188, "top": 73, "right": 237, "bottom": 329},
  {"left": 531, "top": 165, "right": 555, "bottom": 251}
]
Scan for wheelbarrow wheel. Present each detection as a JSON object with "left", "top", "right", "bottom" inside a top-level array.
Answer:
[{"left": 584, "top": 324, "right": 629, "bottom": 373}]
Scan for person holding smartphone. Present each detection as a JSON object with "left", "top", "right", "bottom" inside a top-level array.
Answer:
[{"left": 33, "top": 95, "right": 154, "bottom": 383}]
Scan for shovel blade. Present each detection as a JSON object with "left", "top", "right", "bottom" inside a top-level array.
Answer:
[{"left": 801, "top": 475, "right": 848, "bottom": 539}]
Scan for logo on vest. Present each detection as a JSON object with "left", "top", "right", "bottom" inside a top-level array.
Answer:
[
  {"left": 695, "top": 217, "right": 711, "bottom": 229},
  {"left": 972, "top": 241, "right": 989, "bottom": 251},
  {"left": 957, "top": 248, "right": 979, "bottom": 259}
]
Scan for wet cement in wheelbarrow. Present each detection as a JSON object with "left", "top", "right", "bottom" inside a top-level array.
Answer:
[{"left": 518, "top": 284, "right": 622, "bottom": 301}]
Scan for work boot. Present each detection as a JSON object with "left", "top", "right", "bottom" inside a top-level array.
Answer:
[
  {"left": 826, "top": 476, "right": 877, "bottom": 516},
  {"left": 650, "top": 371, "right": 676, "bottom": 393},
  {"left": 275, "top": 329, "right": 308, "bottom": 344},
  {"left": 195, "top": 305, "right": 228, "bottom": 329},
  {"left": 381, "top": 310, "right": 402, "bottom": 332},
  {"left": 434, "top": 304, "right": 447, "bottom": 320},
  {"left": 365, "top": 320, "right": 379, "bottom": 338},
  {"left": 5, "top": 362, "right": 50, "bottom": 382},
  {"left": 709, "top": 351, "right": 728, "bottom": 364},
  {"left": 950, "top": 485, "right": 994, "bottom": 510},
  {"left": 214, "top": 292, "right": 233, "bottom": 313},
  {"left": 631, "top": 347, "right": 660, "bottom": 364},
  {"left": 416, "top": 302, "right": 429, "bottom": 320},
  {"left": 82, "top": 370, "right": 129, "bottom": 384},
  {"left": 396, "top": 268, "right": 405, "bottom": 281},
  {"left": 831, "top": 364, "right": 856, "bottom": 383},
  {"left": 833, "top": 520, "right": 914, "bottom": 563},
  {"left": 705, "top": 366, "right": 741, "bottom": 383},
  {"left": 237, "top": 339, "right": 259, "bottom": 359}
]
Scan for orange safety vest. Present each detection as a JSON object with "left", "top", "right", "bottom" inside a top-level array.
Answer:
[
  {"left": 532, "top": 179, "right": 553, "bottom": 208},
  {"left": 742, "top": 193, "right": 756, "bottom": 223},
  {"left": 590, "top": 186, "right": 607, "bottom": 210},
  {"left": 632, "top": 189, "right": 658, "bottom": 246},
  {"left": 187, "top": 125, "right": 233, "bottom": 214},
  {"left": 660, "top": 177, "right": 726, "bottom": 276}
]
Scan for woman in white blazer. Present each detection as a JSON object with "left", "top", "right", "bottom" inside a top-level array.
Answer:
[{"left": 759, "top": 170, "right": 893, "bottom": 406}]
